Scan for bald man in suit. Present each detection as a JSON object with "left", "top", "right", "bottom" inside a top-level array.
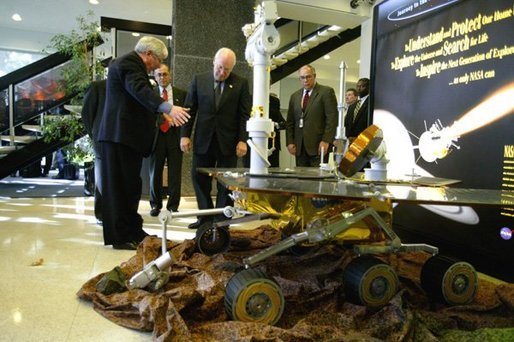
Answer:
[
  {"left": 286, "top": 64, "right": 338, "bottom": 167},
  {"left": 180, "top": 47, "right": 251, "bottom": 229}
]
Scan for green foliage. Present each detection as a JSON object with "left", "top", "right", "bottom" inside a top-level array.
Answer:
[
  {"left": 46, "top": 10, "right": 106, "bottom": 99},
  {"left": 42, "top": 115, "right": 83, "bottom": 143},
  {"left": 41, "top": 115, "right": 94, "bottom": 165},
  {"left": 42, "top": 11, "right": 107, "bottom": 165},
  {"left": 68, "top": 136, "right": 95, "bottom": 165}
]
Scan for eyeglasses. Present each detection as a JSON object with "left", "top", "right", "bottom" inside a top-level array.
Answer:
[
  {"left": 155, "top": 72, "right": 170, "bottom": 77},
  {"left": 299, "top": 74, "right": 314, "bottom": 80}
]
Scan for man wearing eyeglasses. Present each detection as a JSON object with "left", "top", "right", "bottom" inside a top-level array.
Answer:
[
  {"left": 180, "top": 47, "right": 251, "bottom": 229},
  {"left": 96, "top": 36, "right": 190, "bottom": 250},
  {"left": 286, "top": 64, "right": 338, "bottom": 167},
  {"left": 148, "top": 64, "right": 187, "bottom": 217}
]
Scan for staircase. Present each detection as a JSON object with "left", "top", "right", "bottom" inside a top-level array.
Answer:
[
  {"left": 272, "top": 24, "right": 353, "bottom": 68},
  {"left": 0, "top": 113, "right": 85, "bottom": 180},
  {"left": 269, "top": 0, "right": 374, "bottom": 82},
  {"left": 0, "top": 51, "right": 85, "bottom": 179},
  {"left": 270, "top": 21, "right": 361, "bottom": 83}
]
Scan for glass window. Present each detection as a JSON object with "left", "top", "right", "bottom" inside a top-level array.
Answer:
[{"left": 0, "top": 49, "right": 46, "bottom": 77}]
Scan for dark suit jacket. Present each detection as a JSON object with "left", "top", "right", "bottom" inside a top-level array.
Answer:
[
  {"left": 81, "top": 80, "right": 106, "bottom": 140},
  {"left": 269, "top": 95, "right": 285, "bottom": 150},
  {"left": 173, "top": 87, "right": 187, "bottom": 107},
  {"left": 96, "top": 51, "right": 164, "bottom": 157},
  {"left": 344, "top": 97, "right": 369, "bottom": 139},
  {"left": 181, "top": 72, "right": 251, "bottom": 156},
  {"left": 286, "top": 83, "right": 338, "bottom": 156}
]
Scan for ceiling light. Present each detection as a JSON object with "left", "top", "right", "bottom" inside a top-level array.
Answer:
[
  {"left": 323, "top": 55, "right": 331, "bottom": 60},
  {"left": 132, "top": 32, "right": 140, "bottom": 37},
  {"left": 12, "top": 13, "right": 22, "bottom": 21},
  {"left": 89, "top": 0, "right": 99, "bottom": 5}
]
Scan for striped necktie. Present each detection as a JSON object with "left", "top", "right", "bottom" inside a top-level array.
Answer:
[
  {"left": 353, "top": 100, "right": 361, "bottom": 122},
  {"left": 215, "top": 82, "right": 222, "bottom": 109}
]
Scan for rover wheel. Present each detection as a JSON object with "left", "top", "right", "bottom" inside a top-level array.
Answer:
[
  {"left": 195, "top": 222, "right": 231, "bottom": 256},
  {"left": 420, "top": 255, "right": 477, "bottom": 305},
  {"left": 225, "top": 268, "right": 284, "bottom": 325},
  {"left": 343, "top": 256, "right": 399, "bottom": 308}
]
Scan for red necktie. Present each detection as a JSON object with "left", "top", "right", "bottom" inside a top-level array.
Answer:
[
  {"left": 302, "top": 90, "right": 310, "bottom": 109},
  {"left": 160, "top": 88, "right": 170, "bottom": 133}
]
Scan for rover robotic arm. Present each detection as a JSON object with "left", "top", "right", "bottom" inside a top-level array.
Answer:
[
  {"left": 126, "top": 252, "right": 175, "bottom": 290},
  {"left": 127, "top": 206, "right": 237, "bottom": 290}
]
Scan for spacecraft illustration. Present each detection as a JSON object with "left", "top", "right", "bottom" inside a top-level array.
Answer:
[
  {"left": 375, "top": 81, "right": 514, "bottom": 227},
  {"left": 415, "top": 82, "right": 514, "bottom": 164}
]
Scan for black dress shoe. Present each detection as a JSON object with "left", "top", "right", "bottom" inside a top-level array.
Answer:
[
  {"left": 188, "top": 219, "right": 213, "bottom": 229},
  {"left": 188, "top": 220, "right": 206, "bottom": 229},
  {"left": 150, "top": 207, "right": 160, "bottom": 217},
  {"left": 112, "top": 242, "right": 138, "bottom": 250},
  {"left": 135, "top": 231, "right": 150, "bottom": 244}
]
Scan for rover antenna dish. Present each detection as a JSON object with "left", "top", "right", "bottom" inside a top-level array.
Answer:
[{"left": 339, "top": 124, "right": 383, "bottom": 177}]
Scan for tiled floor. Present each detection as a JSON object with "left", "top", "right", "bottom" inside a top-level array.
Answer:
[{"left": 0, "top": 194, "right": 199, "bottom": 341}]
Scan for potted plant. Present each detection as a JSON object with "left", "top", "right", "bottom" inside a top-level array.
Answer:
[
  {"left": 41, "top": 113, "right": 94, "bottom": 180},
  {"left": 41, "top": 11, "right": 107, "bottom": 181},
  {"left": 46, "top": 10, "right": 106, "bottom": 100}
]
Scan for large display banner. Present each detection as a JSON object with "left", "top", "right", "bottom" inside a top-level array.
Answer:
[{"left": 371, "top": 0, "right": 514, "bottom": 280}]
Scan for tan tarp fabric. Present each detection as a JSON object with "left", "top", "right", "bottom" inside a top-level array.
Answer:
[{"left": 78, "top": 226, "right": 514, "bottom": 341}]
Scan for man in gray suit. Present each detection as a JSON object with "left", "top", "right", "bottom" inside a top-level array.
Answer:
[
  {"left": 286, "top": 65, "right": 338, "bottom": 167},
  {"left": 180, "top": 47, "right": 251, "bottom": 228}
]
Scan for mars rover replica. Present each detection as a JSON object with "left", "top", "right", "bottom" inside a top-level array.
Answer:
[{"left": 127, "top": 2, "right": 510, "bottom": 326}]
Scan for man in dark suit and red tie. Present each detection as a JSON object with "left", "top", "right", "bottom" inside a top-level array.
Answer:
[
  {"left": 148, "top": 64, "right": 187, "bottom": 217},
  {"left": 96, "top": 36, "right": 190, "bottom": 250},
  {"left": 180, "top": 47, "right": 251, "bottom": 229}
]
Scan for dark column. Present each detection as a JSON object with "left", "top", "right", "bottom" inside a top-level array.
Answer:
[{"left": 172, "top": 0, "right": 255, "bottom": 196}]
